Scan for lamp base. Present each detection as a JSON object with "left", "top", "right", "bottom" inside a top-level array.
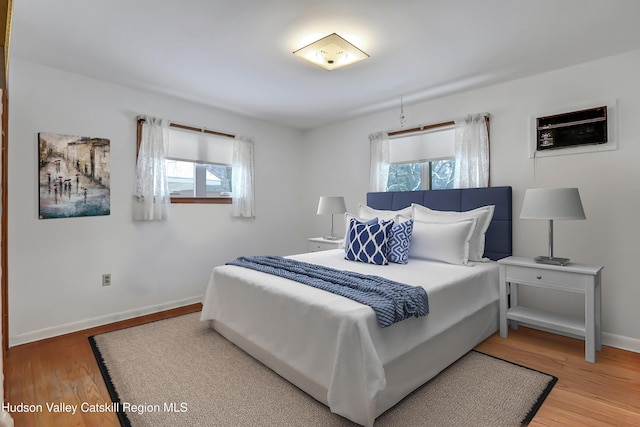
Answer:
[
  {"left": 323, "top": 235, "right": 342, "bottom": 241},
  {"left": 534, "top": 256, "right": 570, "bottom": 266}
]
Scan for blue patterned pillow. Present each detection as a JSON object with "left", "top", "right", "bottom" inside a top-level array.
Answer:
[
  {"left": 388, "top": 218, "right": 414, "bottom": 264},
  {"left": 345, "top": 219, "right": 393, "bottom": 265},
  {"left": 343, "top": 214, "right": 379, "bottom": 250}
]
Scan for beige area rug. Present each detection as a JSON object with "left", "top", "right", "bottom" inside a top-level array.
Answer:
[{"left": 90, "top": 313, "right": 556, "bottom": 427}]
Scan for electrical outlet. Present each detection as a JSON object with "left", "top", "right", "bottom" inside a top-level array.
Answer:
[{"left": 102, "top": 274, "right": 111, "bottom": 286}]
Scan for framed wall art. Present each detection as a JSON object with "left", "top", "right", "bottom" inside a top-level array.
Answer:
[{"left": 38, "top": 132, "right": 111, "bottom": 219}]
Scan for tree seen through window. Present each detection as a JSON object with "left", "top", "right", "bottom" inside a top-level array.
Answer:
[{"left": 386, "top": 159, "right": 455, "bottom": 192}]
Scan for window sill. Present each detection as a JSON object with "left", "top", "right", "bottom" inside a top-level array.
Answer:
[{"left": 170, "top": 197, "right": 232, "bottom": 205}]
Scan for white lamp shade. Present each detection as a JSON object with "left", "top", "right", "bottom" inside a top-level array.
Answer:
[
  {"left": 317, "top": 196, "right": 346, "bottom": 215},
  {"left": 520, "top": 188, "right": 586, "bottom": 220}
]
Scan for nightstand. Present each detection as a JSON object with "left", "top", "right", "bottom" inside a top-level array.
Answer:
[
  {"left": 497, "top": 256, "right": 603, "bottom": 363},
  {"left": 308, "top": 237, "right": 344, "bottom": 252}
]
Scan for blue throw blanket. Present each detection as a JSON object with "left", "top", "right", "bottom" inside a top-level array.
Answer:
[{"left": 226, "top": 256, "right": 429, "bottom": 328}]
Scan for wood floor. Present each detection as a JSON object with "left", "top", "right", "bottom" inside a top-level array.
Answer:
[
  {"left": 5, "top": 305, "right": 640, "bottom": 426},
  {"left": 475, "top": 327, "right": 640, "bottom": 426},
  {"left": 5, "top": 304, "right": 202, "bottom": 427}
]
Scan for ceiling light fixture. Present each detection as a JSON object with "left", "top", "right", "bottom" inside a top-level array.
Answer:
[{"left": 293, "top": 33, "right": 369, "bottom": 71}]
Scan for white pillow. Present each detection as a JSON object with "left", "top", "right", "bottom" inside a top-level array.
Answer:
[
  {"left": 408, "top": 218, "right": 477, "bottom": 265},
  {"left": 411, "top": 204, "right": 495, "bottom": 262},
  {"left": 358, "top": 204, "right": 412, "bottom": 221},
  {"left": 394, "top": 214, "right": 412, "bottom": 225}
]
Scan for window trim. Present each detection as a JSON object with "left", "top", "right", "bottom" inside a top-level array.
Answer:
[
  {"left": 421, "top": 162, "right": 431, "bottom": 190},
  {"left": 136, "top": 118, "right": 234, "bottom": 204}
]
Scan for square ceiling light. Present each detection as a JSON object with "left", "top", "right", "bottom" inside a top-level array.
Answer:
[{"left": 293, "top": 33, "right": 369, "bottom": 71}]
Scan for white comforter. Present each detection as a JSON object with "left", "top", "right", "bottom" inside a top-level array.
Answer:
[{"left": 201, "top": 249, "right": 499, "bottom": 426}]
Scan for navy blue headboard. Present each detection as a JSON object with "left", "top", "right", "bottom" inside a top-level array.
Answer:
[{"left": 367, "top": 186, "right": 512, "bottom": 261}]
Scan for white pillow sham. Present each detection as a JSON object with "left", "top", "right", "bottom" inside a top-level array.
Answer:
[
  {"left": 408, "top": 218, "right": 477, "bottom": 265},
  {"left": 411, "top": 204, "right": 495, "bottom": 262},
  {"left": 358, "top": 204, "right": 412, "bottom": 221}
]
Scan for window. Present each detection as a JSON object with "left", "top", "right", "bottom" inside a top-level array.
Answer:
[
  {"left": 386, "top": 126, "right": 456, "bottom": 191},
  {"left": 165, "top": 126, "right": 234, "bottom": 203},
  {"left": 387, "top": 160, "right": 455, "bottom": 191},
  {"left": 165, "top": 160, "right": 232, "bottom": 198},
  {"left": 136, "top": 118, "right": 235, "bottom": 204}
]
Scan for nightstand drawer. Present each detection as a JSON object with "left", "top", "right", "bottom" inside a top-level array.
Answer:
[
  {"left": 505, "top": 266, "right": 586, "bottom": 291},
  {"left": 308, "top": 238, "right": 344, "bottom": 252},
  {"left": 309, "top": 241, "right": 338, "bottom": 252}
]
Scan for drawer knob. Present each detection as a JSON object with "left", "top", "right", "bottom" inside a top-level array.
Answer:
[{"left": 536, "top": 275, "right": 542, "bottom": 280}]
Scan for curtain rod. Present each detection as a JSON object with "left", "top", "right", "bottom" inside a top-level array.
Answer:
[
  {"left": 387, "top": 112, "right": 490, "bottom": 137},
  {"left": 388, "top": 120, "right": 455, "bottom": 137},
  {"left": 136, "top": 116, "right": 235, "bottom": 139}
]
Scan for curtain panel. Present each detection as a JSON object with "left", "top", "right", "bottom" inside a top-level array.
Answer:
[
  {"left": 133, "top": 116, "right": 171, "bottom": 221},
  {"left": 369, "top": 132, "right": 390, "bottom": 192},
  {"left": 454, "top": 114, "right": 490, "bottom": 188},
  {"left": 232, "top": 136, "right": 255, "bottom": 218}
]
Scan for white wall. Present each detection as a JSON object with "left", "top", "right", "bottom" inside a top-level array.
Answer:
[
  {"left": 302, "top": 49, "right": 640, "bottom": 352},
  {"left": 8, "top": 59, "right": 306, "bottom": 345}
]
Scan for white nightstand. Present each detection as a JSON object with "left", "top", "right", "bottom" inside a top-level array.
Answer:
[
  {"left": 308, "top": 237, "right": 344, "bottom": 252},
  {"left": 497, "top": 256, "right": 603, "bottom": 363}
]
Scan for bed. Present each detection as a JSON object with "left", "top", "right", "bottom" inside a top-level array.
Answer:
[{"left": 201, "top": 186, "right": 512, "bottom": 426}]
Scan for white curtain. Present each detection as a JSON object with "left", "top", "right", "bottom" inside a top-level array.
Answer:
[
  {"left": 369, "top": 132, "right": 390, "bottom": 192},
  {"left": 454, "top": 114, "right": 490, "bottom": 188},
  {"left": 133, "top": 116, "right": 171, "bottom": 221},
  {"left": 232, "top": 136, "right": 255, "bottom": 218}
]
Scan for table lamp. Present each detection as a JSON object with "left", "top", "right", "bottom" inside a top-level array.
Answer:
[
  {"left": 317, "top": 196, "right": 346, "bottom": 240},
  {"left": 519, "top": 188, "right": 586, "bottom": 265}
]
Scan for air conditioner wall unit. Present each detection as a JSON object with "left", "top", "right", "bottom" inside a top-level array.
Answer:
[{"left": 536, "top": 106, "right": 607, "bottom": 151}]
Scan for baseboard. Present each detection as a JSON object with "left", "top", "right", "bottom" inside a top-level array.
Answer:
[
  {"left": 508, "top": 323, "right": 640, "bottom": 355},
  {"left": 602, "top": 332, "right": 640, "bottom": 354},
  {"left": 9, "top": 296, "right": 203, "bottom": 347}
]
